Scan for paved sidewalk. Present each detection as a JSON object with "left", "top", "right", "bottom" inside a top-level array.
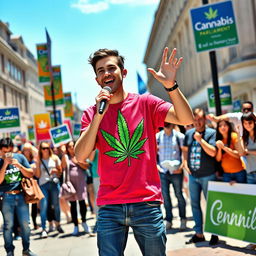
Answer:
[{"left": 0, "top": 199, "right": 255, "bottom": 255}]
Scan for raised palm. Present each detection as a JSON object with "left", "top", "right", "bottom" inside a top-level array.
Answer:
[{"left": 148, "top": 47, "right": 183, "bottom": 88}]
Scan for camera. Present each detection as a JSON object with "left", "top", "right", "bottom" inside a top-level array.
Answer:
[
  {"left": 5, "top": 152, "right": 13, "bottom": 158},
  {"left": 50, "top": 174, "right": 59, "bottom": 184}
]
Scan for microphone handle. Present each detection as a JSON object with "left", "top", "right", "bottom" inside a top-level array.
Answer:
[{"left": 99, "top": 99, "right": 107, "bottom": 114}]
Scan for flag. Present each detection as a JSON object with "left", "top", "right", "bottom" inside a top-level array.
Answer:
[{"left": 137, "top": 72, "right": 147, "bottom": 94}]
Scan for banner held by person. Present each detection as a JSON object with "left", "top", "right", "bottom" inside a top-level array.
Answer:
[
  {"left": 34, "top": 113, "right": 51, "bottom": 142},
  {"left": 205, "top": 181, "right": 256, "bottom": 244},
  {"left": 49, "top": 124, "right": 72, "bottom": 148},
  {"left": 0, "top": 107, "right": 20, "bottom": 132}
]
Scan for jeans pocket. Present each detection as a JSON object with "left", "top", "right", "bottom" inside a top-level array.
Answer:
[{"left": 145, "top": 201, "right": 161, "bottom": 207}]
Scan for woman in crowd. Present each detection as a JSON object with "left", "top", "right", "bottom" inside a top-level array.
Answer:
[
  {"left": 35, "top": 141, "right": 64, "bottom": 238},
  {"left": 215, "top": 120, "right": 247, "bottom": 183},
  {"left": 22, "top": 143, "right": 39, "bottom": 230},
  {"left": 61, "top": 141, "right": 93, "bottom": 236}
]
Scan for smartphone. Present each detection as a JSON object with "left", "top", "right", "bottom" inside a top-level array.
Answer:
[{"left": 5, "top": 152, "right": 13, "bottom": 158}]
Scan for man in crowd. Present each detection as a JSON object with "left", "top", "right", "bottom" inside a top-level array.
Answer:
[
  {"left": 0, "top": 138, "right": 37, "bottom": 256},
  {"left": 183, "top": 108, "right": 219, "bottom": 245},
  {"left": 157, "top": 122, "right": 187, "bottom": 230}
]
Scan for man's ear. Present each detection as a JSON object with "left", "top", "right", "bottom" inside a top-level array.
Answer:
[{"left": 122, "top": 69, "right": 127, "bottom": 78}]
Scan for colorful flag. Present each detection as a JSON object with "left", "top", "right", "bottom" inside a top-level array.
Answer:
[
  {"left": 50, "top": 109, "right": 63, "bottom": 127},
  {"left": 34, "top": 113, "right": 51, "bottom": 142},
  {"left": 43, "top": 66, "right": 65, "bottom": 109},
  {"left": 36, "top": 43, "right": 51, "bottom": 85},
  {"left": 137, "top": 72, "right": 147, "bottom": 94},
  {"left": 64, "top": 92, "right": 74, "bottom": 120}
]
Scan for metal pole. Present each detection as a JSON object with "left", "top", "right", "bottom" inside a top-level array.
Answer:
[{"left": 202, "top": 0, "right": 222, "bottom": 116}]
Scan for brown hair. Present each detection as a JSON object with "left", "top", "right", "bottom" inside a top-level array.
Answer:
[
  {"left": 39, "top": 141, "right": 53, "bottom": 159},
  {"left": 193, "top": 108, "right": 205, "bottom": 118},
  {"left": 88, "top": 48, "right": 125, "bottom": 74}
]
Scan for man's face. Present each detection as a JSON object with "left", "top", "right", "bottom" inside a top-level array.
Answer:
[
  {"left": 193, "top": 113, "right": 205, "bottom": 131},
  {"left": 242, "top": 103, "right": 253, "bottom": 113},
  {"left": 0, "top": 146, "right": 13, "bottom": 158},
  {"left": 95, "top": 56, "right": 127, "bottom": 94}
]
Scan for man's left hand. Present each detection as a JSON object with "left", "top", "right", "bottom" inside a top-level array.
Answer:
[{"left": 147, "top": 47, "right": 183, "bottom": 89}]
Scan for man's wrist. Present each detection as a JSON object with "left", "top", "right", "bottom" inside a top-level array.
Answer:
[{"left": 164, "top": 80, "right": 178, "bottom": 92}]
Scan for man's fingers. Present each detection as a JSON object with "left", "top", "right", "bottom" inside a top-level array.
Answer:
[
  {"left": 148, "top": 68, "right": 157, "bottom": 77},
  {"left": 168, "top": 48, "right": 176, "bottom": 64},
  {"left": 176, "top": 57, "right": 183, "bottom": 68},
  {"left": 161, "top": 47, "right": 168, "bottom": 66}
]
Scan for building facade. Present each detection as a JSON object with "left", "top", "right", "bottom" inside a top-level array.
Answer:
[
  {"left": 144, "top": 0, "right": 256, "bottom": 113},
  {"left": 0, "top": 21, "right": 45, "bottom": 137}
]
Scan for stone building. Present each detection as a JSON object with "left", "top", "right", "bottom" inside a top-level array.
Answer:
[
  {"left": 144, "top": 0, "right": 256, "bottom": 112},
  {"left": 0, "top": 21, "right": 45, "bottom": 137}
]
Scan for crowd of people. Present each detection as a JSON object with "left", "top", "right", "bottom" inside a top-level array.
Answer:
[
  {"left": 0, "top": 138, "right": 98, "bottom": 256},
  {"left": 0, "top": 46, "right": 255, "bottom": 256}
]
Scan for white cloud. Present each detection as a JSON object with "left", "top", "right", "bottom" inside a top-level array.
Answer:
[
  {"left": 71, "top": 0, "right": 159, "bottom": 14},
  {"left": 71, "top": 0, "right": 109, "bottom": 14}
]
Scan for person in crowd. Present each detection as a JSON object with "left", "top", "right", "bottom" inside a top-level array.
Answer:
[
  {"left": 53, "top": 145, "right": 72, "bottom": 225},
  {"left": 237, "top": 112, "right": 256, "bottom": 250},
  {"left": 61, "top": 140, "right": 93, "bottom": 236},
  {"left": 35, "top": 141, "right": 64, "bottom": 238},
  {"left": 86, "top": 161, "right": 95, "bottom": 215},
  {"left": 0, "top": 138, "right": 37, "bottom": 256},
  {"left": 156, "top": 122, "right": 187, "bottom": 230},
  {"left": 22, "top": 143, "right": 39, "bottom": 230},
  {"left": 215, "top": 120, "right": 247, "bottom": 183},
  {"left": 207, "top": 101, "right": 254, "bottom": 135},
  {"left": 75, "top": 47, "right": 193, "bottom": 256},
  {"left": 183, "top": 108, "right": 219, "bottom": 245}
]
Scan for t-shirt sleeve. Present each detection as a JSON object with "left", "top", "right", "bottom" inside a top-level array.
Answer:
[
  {"left": 81, "top": 106, "right": 97, "bottom": 133},
  {"left": 178, "top": 132, "right": 185, "bottom": 147},
  {"left": 146, "top": 94, "right": 172, "bottom": 129},
  {"left": 19, "top": 154, "right": 31, "bottom": 169},
  {"left": 208, "top": 130, "right": 216, "bottom": 146}
]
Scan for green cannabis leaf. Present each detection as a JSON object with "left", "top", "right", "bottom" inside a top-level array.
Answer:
[
  {"left": 204, "top": 7, "right": 218, "bottom": 20},
  {"left": 101, "top": 110, "right": 147, "bottom": 166}
]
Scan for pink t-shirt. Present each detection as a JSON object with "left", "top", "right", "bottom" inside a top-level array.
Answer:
[{"left": 81, "top": 93, "right": 172, "bottom": 205}]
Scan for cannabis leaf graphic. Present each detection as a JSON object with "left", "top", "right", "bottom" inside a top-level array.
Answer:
[
  {"left": 101, "top": 110, "right": 147, "bottom": 166},
  {"left": 204, "top": 7, "right": 218, "bottom": 20}
]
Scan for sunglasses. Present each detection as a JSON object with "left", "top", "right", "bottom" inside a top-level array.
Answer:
[
  {"left": 41, "top": 147, "right": 50, "bottom": 150},
  {"left": 242, "top": 108, "right": 252, "bottom": 112}
]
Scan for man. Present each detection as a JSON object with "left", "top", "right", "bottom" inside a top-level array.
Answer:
[
  {"left": 75, "top": 47, "right": 193, "bottom": 256},
  {"left": 183, "top": 108, "right": 218, "bottom": 245},
  {"left": 207, "top": 101, "right": 254, "bottom": 135},
  {"left": 156, "top": 122, "right": 187, "bottom": 230},
  {"left": 0, "top": 138, "right": 37, "bottom": 256}
]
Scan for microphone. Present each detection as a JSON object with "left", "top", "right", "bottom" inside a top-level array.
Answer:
[{"left": 99, "top": 86, "right": 112, "bottom": 114}]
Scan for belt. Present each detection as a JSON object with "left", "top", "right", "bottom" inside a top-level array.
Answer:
[
  {"left": 249, "top": 171, "right": 256, "bottom": 174},
  {"left": 5, "top": 190, "right": 22, "bottom": 195}
]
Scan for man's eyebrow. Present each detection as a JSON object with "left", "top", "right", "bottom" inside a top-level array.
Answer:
[{"left": 96, "top": 64, "right": 116, "bottom": 73}]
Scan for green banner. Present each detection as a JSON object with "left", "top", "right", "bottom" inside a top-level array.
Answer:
[
  {"left": 36, "top": 43, "right": 51, "bottom": 85},
  {"left": 49, "top": 124, "right": 72, "bottom": 147},
  {"left": 64, "top": 92, "right": 74, "bottom": 120},
  {"left": 205, "top": 182, "right": 256, "bottom": 244}
]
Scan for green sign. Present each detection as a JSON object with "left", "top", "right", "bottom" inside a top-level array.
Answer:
[
  {"left": 0, "top": 107, "right": 20, "bottom": 132},
  {"left": 190, "top": 1, "right": 239, "bottom": 52},
  {"left": 28, "top": 125, "right": 35, "bottom": 141},
  {"left": 49, "top": 124, "right": 72, "bottom": 147},
  {"left": 73, "top": 123, "right": 81, "bottom": 139},
  {"left": 205, "top": 182, "right": 256, "bottom": 244},
  {"left": 207, "top": 85, "right": 232, "bottom": 113}
]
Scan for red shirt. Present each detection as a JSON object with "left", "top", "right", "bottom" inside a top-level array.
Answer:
[{"left": 81, "top": 93, "right": 171, "bottom": 205}]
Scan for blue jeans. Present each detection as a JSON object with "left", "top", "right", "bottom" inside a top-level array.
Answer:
[
  {"left": 247, "top": 172, "right": 256, "bottom": 184},
  {"left": 189, "top": 173, "right": 216, "bottom": 234},
  {"left": 223, "top": 170, "right": 247, "bottom": 183},
  {"left": 160, "top": 172, "right": 186, "bottom": 222},
  {"left": 97, "top": 202, "right": 166, "bottom": 256},
  {"left": 2, "top": 193, "right": 30, "bottom": 253},
  {"left": 40, "top": 182, "right": 60, "bottom": 229}
]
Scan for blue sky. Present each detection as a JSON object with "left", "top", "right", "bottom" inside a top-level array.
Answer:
[{"left": 0, "top": 0, "right": 159, "bottom": 110}]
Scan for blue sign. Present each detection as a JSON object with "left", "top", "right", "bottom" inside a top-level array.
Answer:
[
  {"left": 190, "top": 1, "right": 239, "bottom": 52},
  {"left": 50, "top": 109, "right": 62, "bottom": 126},
  {"left": 49, "top": 124, "right": 72, "bottom": 147},
  {"left": 0, "top": 107, "right": 20, "bottom": 132}
]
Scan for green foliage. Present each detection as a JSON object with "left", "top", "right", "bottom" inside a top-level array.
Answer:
[{"left": 101, "top": 111, "right": 147, "bottom": 166}]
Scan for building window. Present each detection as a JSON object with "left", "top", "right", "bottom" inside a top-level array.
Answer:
[
  {"left": 3, "top": 84, "right": 7, "bottom": 106},
  {"left": 1, "top": 54, "right": 4, "bottom": 73},
  {"left": 7, "top": 59, "right": 25, "bottom": 84}
]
